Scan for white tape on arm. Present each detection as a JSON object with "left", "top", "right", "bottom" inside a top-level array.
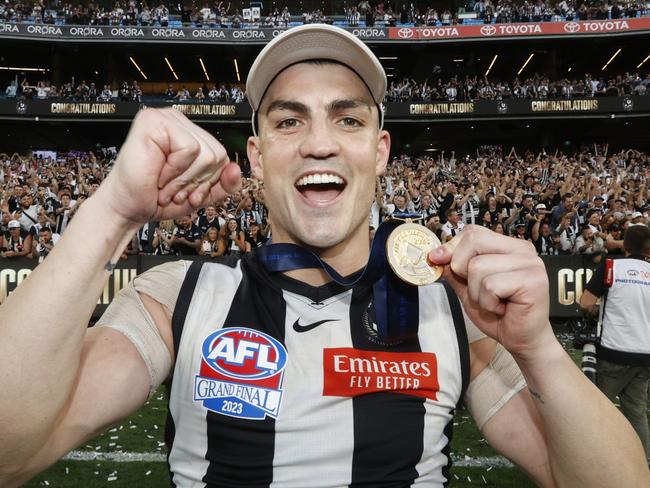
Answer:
[
  {"left": 464, "top": 343, "right": 527, "bottom": 430},
  {"left": 96, "top": 261, "right": 189, "bottom": 397}
]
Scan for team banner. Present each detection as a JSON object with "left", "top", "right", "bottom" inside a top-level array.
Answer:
[
  {"left": 0, "top": 23, "right": 388, "bottom": 43},
  {"left": 388, "top": 17, "right": 650, "bottom": 41},
  {"left": 0, "top": 18, "right": 649, "bottom": 44},
  {"left": 0, "top": 254, "right": 598, "bottom": 319},
  {"left": 2, "top": 96, "right": 649, "bottom": 121}
]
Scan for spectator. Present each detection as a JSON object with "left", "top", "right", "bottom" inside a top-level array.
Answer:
[
  {"left": 1, "top": 219, "right": 32, "bottom": 259},
  {"left": 440, "top": 208, "right": 464, "bottom": 242},
  {"left": 170, "top": 215, "right": 202, "bottom": 255},
  {"left": 31, "top": 226, "right": 58, "bottom": 263},
  {"left": 222, "top": 217, "right": 249, "bottom": 256},
  {"left": 199, "top": 226, "right": 224, "bottom": 257}
]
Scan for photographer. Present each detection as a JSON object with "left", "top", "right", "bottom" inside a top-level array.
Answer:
[{"left": 580, "top": 225, "right": 650, "bottom": 461}]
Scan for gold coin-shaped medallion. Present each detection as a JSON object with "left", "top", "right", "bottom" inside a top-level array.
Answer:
[{"left": 386, "top": 223, "right": 443, "bottom": 286}]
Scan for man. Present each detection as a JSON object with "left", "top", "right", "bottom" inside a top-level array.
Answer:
[
  {"left": 14, "top": 193, "right": 40, "bottom": 232},
  {"left": 196, "top": 204, "right": 224, "bottom": 235},
  {"left": 170, "top": 215, "right": 202, "bottom": 255},
  {"left": 31, "top": 226, "right": 59, "bottom": 263},
  {"left": 574, "top": 224, "right": 606, "bottom": 256},
  {"left": 580, "top": 225, "right": 650, "bottom": 460},
  {"left": 236, "top": 196, "right": 262, "bottom": 231},
  {"left": 440, "top": 208, "right": 464, "bottom": 242},
  {"left": 0, "top": 25, "right": 648, "bottom": 488},
  {"left": 0, "top": 219, "right": 32, "bottom": 259}
]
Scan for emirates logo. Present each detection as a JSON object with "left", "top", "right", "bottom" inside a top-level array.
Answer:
[
  {"left": 397, "top": 27, "right": 414, "bottom": 38},
  {"left": 480, "top": 25, "right": 497, "bottom": 36},
  {"left": 564, "top": 22, "right": 580, "bottom": 33}
]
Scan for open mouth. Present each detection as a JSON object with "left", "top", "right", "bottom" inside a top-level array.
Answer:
[{"left": 295, "top": 173, "right": 347, "bottom": 205}]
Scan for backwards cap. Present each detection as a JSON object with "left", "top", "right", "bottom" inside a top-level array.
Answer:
[{"left": 246, "top": 24, "right": 387, "bottom": 135}]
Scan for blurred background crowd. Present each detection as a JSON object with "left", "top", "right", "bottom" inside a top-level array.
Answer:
[{"left": 1, "top": 143, "right": 647, "bottom": 264}]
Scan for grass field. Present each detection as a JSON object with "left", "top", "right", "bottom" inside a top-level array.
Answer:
[{"left": 20, "top": 331, "right": 607, "bottom": 487}]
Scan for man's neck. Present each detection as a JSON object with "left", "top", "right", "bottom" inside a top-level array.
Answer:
[{"left": 272, "top": 225, "right": 371, "bottom": 287}]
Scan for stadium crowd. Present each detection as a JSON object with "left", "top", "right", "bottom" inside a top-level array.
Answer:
[
  {"left": 385, "top": 72, "right": 650, "bottom": 102},
  {"left": 4, "top": 79, "right": 248, "bottom": 103},
  {"left": 5, "top": 71, "right": 649, "bottom": 103},
  {"left": 0, "top": 143, "right": 647, "bottom": 263},
  {"left": 0, "top": 0, "right": 648, "bottom": 28}
]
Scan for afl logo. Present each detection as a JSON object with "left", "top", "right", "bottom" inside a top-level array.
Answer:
[
  {"left": 397, "top": 27, "right": 414, "bottom": 38},
  {"left": 15, "top": 100, "right": 27, "bottom": 114},
  {"left": 564, "top": 22, "right": 580, "bottom": 33},
  {"left": 627, "top": 269, "right": 639, "bottom": 277},
  {"left": 497, "top": 101, "right": 509, "bottom": 114},
  {"left": 194, "top": 328, "right": 288, "bottom": 420},
  {"left": 480, "top": 25, "right": 496, "bottom": 36}
]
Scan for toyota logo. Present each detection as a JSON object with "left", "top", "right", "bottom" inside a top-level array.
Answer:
[
  {"left": 480, "top": 25, "right": 496, "bottom": 36},
  {"left": 564, "top": 22, "right": 580, "bottom": 33},
  {"left": 397, "top": 27, "right": 414, "bottom": 38}
]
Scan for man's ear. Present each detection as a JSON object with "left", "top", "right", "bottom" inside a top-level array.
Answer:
[
  {"left": 247, "top": 136, "right": 264, "bottom": 181},
  {"left": 375, "top": 130, "right": 391, "bottom": 177}
]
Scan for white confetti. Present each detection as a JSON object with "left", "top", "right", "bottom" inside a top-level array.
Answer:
[
  {"left": 110, "top": 436, "right": 119, "bottom": 440},
  {"left": 107, "top": 475, "right": 117, "bottom": 481},
  {"left": 145, "top": 470, "right": 152, "bottom": 476}
]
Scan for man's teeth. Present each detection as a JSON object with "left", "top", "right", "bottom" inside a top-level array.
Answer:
[{"left": 296, "top": 173, "right": 345, "bottom": 186}]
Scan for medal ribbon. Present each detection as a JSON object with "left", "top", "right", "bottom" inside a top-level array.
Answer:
[{"left": 255, "top": 220, "right": 420, "bottom": 342}]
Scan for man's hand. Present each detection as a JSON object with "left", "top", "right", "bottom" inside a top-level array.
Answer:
[
  {"left": 97, "top": 108, "right": 241, "bottom": 225},
  {"left": 428, "top": 225, "right": 553, "bottom": 361}
]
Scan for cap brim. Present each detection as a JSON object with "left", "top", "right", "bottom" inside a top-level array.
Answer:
[{"left": 246, "top": 24, "right": 386, "bottom": 112}]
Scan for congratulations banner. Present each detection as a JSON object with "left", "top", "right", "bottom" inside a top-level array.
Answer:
[
  {"left": 2, "top": 96, "right": 649, "bottom": 121},
  {"left": 0, "top": 254, "right": 600, "bottom": 319}
]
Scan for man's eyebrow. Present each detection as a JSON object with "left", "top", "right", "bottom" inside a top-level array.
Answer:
[
  {"left": 326, "top": 98, "right": 373, "bottom": 113},
  {"left": 265, "top": 100, "right": 310, "bottom": 117}
]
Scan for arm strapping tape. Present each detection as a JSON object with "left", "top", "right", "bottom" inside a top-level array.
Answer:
[
  {"left": 96, "top": 275, "right": 179, "bottom": 398},
  {"left": 464, "top": 343, "right": 527, "bottom": 430}
]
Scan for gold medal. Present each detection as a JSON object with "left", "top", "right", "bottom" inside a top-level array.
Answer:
[{"left": 386, "top": 222, "right": 443, "bottom": 286}]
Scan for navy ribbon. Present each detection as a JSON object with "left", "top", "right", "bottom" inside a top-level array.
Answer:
[{"left": 255, "top": 221, "right": 420, "bottom": 342}]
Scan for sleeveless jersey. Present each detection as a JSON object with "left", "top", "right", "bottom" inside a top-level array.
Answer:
[{"left": 165, "top": 254, "right": 469, "bottom": 487}]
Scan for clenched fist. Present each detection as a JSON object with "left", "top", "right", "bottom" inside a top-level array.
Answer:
[
  {"left": 428, "top": 225, "right": 554, "bottom": 361},
  {"left": 98, "top": 108, "right": 241, "bottom": 224}
]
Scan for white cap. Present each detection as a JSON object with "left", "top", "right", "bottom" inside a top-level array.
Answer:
[
  {"left": 246, "top": 24, "right": 387, "bottom": 133},
  {"left": 7, "top": 220, "right": 20, "bottom": 229}
]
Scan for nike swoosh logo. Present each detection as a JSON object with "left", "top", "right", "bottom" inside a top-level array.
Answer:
[{"left": 293, "top": 318, "right": 339, "bottom": 333}]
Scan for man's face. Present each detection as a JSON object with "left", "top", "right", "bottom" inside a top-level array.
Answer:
[
  {"left": 20, "top": 195, "right": 32, "bottom": 208},
  {"left": 247, "top": 62, "right": 389, "bottom": 251},
  {"left": 205, "top": 206, "right": 216, "bottom": 218},
  {"left": 563, "top": 197, "right": 574, "bottom": 211},
  {"left": 523, "top": 197, "right": 533, "bottom": 210},
  {"left": 448, "top": 211, "right": 459, "bottom": 225},
  {"left": 39, "top": 230, "right": 51, "bottom": 243}
]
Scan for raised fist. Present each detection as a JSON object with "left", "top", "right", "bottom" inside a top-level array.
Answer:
[{"left": 97, "top": 108, "right": 241, "bottom": 224}]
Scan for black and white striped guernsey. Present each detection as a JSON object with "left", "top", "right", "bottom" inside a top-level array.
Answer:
[{"left": 165, "top": 253, "right": 470, "bottom": 487}]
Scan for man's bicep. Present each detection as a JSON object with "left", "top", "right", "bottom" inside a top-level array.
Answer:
[{"left": 18, "top": 327, "right": 151, "bottom": 484}]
